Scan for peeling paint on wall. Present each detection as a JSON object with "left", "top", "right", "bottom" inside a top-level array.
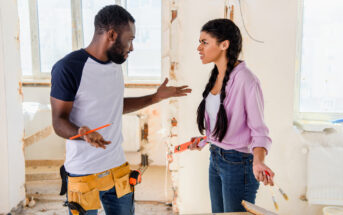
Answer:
[
  {"left": 18, "top": 81, "right": 23, "bottom": 100},
  {"left": 224, "top": 0, "right": 234, "bottom": 21},
  {"left": 169, "top": 62, "right": 178, "bottom": 81},
  {"left": 171, "top": 10, "right": 177, "bottom": 23},
  {"left": 171, "top": 117, "right": 178, "bottom": 127},
  {"left": 164, "top": 0, "right": 182, "bottom": 212},
  {"left": 22, "top": 126, "right": 53, "bottom": 148},
  {"left": 169, "top": 99, "right": 178, "bottom": 104}
]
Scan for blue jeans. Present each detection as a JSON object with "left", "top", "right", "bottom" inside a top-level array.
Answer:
[
  {"left": 67, "top": 173, "right": 134, "bottom": 215},
  {"left": 209, "top": 144, "right": 259, "bottom": 213}
]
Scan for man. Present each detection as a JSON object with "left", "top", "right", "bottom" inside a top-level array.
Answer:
[{"left": 50, "top": 5, "right": 191, "bottom": 215}]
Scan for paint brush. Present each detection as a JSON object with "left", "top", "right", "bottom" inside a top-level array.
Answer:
[
  {"left": 269, "top": 186, "right": 279, "bottom": 211},
  {"left": 69, "top": 123, "right": 112, "bottom": 140},
  {"left": 264, "top": 170, "right": 289, "bottom": 201},
  {"left": 275, "top": 184, "right": 288, "bottom": 201}
]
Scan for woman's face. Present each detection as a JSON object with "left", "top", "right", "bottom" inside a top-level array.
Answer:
[{"left": 197, "top": 31, "right": 226, "bottom": 64}]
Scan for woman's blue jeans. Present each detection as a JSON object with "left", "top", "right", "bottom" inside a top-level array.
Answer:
[{"left": 209, "top": 144, "right": 259, "bottom": 213}]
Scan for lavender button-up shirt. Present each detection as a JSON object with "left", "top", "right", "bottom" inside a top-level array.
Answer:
[{"left": 205, "top": 62, "right": 272, "bottom": 154}]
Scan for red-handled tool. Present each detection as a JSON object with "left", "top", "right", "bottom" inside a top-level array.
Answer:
[{"left": 174, "top": 136, "right": 207, "bottom": 153}]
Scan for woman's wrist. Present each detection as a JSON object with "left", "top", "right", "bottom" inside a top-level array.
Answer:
[{"left": 252, "top": 147, "right": 266, "bottom": 164}]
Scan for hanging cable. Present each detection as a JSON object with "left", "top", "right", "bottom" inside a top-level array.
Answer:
[{"left": 237, "top": 0, "right": 264, "bottom": 44}]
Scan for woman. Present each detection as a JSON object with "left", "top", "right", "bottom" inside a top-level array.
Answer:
[{"left": 190, "top": 18, "right": 274, "bottom": 213}]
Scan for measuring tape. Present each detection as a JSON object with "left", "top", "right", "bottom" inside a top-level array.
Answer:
[{"left": 129, "top": 166, "right": 147, "bottom": 186}]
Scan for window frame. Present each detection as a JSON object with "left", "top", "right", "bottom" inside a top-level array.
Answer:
[
  {"left": 294, "top": 0, "right": 343, "bottom": 122},
  {"left": 21, "top": 0, "right": 161, "bottom": 83}
]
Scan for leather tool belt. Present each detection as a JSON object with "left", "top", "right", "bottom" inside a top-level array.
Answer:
[{"left": 67, "top": 162, "right": 133, "bottom": 215}]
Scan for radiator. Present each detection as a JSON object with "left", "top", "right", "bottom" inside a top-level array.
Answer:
[{"left": 307, "top": 146, "right": 343, "bottom": 205}]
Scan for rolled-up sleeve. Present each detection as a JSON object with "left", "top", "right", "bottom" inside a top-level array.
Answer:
[{"left": 245, "top": 80, "right": 272, "bottom": 153}]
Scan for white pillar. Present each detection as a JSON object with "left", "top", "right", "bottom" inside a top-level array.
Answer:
[{"left": 0, "top": 0, "right": 26, "bottom": 213}]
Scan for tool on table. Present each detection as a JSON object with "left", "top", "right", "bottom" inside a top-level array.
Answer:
[
  {"left": 69, "top": 123, "right": 112, "bottom": 140},
  {"left": 174, "top": 136, "right": 207, "bottom": 153},
  {"left": 241, "top": 200, "right": 278, "bottom": 215}
]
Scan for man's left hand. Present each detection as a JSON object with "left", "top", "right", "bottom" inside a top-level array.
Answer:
[{"left": 154, "top": 78, "right": 192, "bottom": 102}]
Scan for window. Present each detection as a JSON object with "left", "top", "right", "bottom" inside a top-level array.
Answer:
[
  {"left": 81, "top": 0, "right": 115, "bottom": 46},
  {"left": 18, "top": 0, "right": 161, "bottom": 82},
  {"left": 125, "top": 0, "right": 161, "bottom": 80},
  {"left": 17, "top": 0, "right": 32, "bottom": 77},
  {"left": 296, "top": 0, "right": 343, "bottom": 121},
  {"left": 37, "top": 0, "right": 73, "bottom": 74}
]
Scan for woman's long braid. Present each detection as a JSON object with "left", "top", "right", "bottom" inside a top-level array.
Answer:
[
  {"left": 197, "top": 66, "right": 218, "bottom": 133},
  {"left": 212, "top": 57, "right": 237, "bottom": 141}
]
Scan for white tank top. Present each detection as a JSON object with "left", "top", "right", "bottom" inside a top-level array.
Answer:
[{"left": 205, "top": 92, "right": 221, "bottom": 132}]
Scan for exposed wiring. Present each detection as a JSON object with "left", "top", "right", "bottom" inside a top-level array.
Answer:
[{"left": 237, "top": 0, "right": 264, "bottom": 44}]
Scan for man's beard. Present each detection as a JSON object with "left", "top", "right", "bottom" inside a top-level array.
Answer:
[{"left": 107, "top": 36, "right": 127, "bottom": 64}]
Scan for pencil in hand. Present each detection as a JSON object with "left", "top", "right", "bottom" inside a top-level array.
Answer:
[{"left": 69, "top": 123, "right": 112, "bottom": 140}]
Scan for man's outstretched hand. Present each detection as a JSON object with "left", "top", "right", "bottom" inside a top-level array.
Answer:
[
  {"left": 79, "top": 126, "right": 111, "bottom": 149},
  {"left": 154, "top": 78, "right": 192, "bottom": 102}
]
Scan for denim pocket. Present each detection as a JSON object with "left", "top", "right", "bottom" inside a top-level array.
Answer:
[{"left": 220, "top": 151, "right": 244, "bottom": 165}]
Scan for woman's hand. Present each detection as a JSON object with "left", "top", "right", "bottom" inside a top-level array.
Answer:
[
  {"left": 253, "top": 160, "right": 274, "bottom": 186},
  {"left": 78, "top": 126, "right": 111, "bottom": 149},
  {"left": 252, "top": 147, "right": 274, "bottom": 186},
  {"left": 188, "top": 136, "right": 206, "bottom": 151}
]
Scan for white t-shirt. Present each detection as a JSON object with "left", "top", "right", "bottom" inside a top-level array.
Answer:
[
  {"left": 205, "top": 92, "right": 221, "bottom": 132},
  {"left": 51, "top": 49, "right": 126, "bottom": 174}
]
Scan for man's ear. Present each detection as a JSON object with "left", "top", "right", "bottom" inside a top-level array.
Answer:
[
  {"left": 107, "top": 29, "right": 118, "bottom": 42},
  {"left": 220, "top": 40, "right": 230, "bottom": 51}
]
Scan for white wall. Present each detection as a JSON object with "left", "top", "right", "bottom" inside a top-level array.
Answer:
[
  {"left": 174, "top": 0, "right": 330, "bottom": 214},
  {"left": 0, "top": 0, "right": 26, "bottom": 213}
]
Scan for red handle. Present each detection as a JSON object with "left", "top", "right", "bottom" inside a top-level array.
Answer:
[{"left": 174, "top": 136, "right": 207, "bottom": 153}]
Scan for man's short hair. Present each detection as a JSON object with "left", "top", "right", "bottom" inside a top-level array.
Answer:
[{"left": 94, "top": 5, "right": 135, "bottom": 34}]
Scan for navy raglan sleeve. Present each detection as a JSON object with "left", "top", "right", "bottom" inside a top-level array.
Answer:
[{"left": 50, "top": 61, "right": 79, "bottom": 101}]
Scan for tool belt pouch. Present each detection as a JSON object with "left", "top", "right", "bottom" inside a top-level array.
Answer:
[
  {"left": 112, "top": 162, "right": 133, "bottom": 198},
  {"left": 68, "top": 176, "right": 101, "bottom": 214},
  {"left": 97, "top": 170, "right": 115, "bottom": 191}
]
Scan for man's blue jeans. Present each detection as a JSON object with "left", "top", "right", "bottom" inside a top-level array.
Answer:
[
  {"left": 68, "top": 174, "right": 134, "bottom": 215},
  {"left": 209, "top": 144, "right": 259, "bottom": 213}
]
